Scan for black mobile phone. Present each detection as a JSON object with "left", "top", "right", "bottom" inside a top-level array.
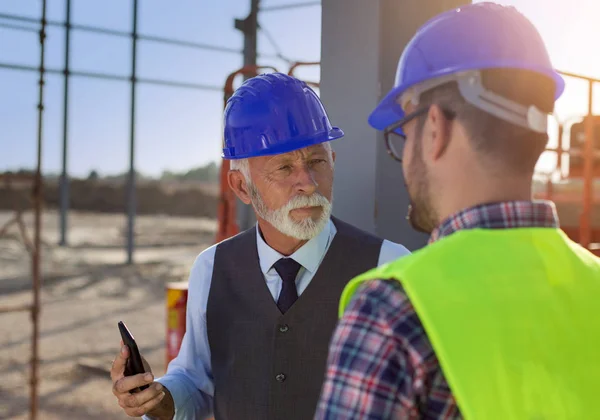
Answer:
[{"left": 118, "top": 321, "right": 150, "bottom": 392}]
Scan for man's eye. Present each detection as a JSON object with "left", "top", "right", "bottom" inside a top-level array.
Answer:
[
  {"left": 310, "top": 159, "right": 326, "bottom": 165},
  {"left": 278, "top": 165, "right": 291, "bottom": 171}
]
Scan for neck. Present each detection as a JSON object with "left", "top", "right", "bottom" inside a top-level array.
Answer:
[
  {"left": 257, "top": 219, "right": 307, "bottom": 256},
  {"left": 437, "top": 175, "right": 533, "bottom": 224}
]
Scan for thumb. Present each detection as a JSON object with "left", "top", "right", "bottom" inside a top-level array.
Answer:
[{"left": 110, "top": 344, "right": 129, "bottom": 383}]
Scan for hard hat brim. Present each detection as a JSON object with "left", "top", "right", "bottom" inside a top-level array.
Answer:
[
  {"left": 369, "top": 64, "right": 565, "bottom": 132},
  {"left": 222, "top": 127, "right": 344, "bottom": 160}
]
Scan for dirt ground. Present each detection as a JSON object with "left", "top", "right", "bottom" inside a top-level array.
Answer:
[{"left": 0, "top": 210, "right": 216, "bottom": 419}]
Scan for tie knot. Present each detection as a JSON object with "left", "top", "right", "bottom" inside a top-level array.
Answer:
[{"left": 273, "top": 258, "right": 302, "bottom": 284}]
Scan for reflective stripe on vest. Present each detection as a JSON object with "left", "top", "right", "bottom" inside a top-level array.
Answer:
[{"left": 340, "top": 228, "right": 600, "bottom": 419}]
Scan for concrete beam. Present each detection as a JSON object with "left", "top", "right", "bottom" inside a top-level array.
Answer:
[{"left": 321, "top": 0, "right": 465, "bottom": 250}]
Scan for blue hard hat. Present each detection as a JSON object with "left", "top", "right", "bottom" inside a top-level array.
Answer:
[
  {"left": 369, "top": 2, "right": 565, "bottom": 131},
  {"left": 222, "top": 72, "right": 344, "bottom": 159}
]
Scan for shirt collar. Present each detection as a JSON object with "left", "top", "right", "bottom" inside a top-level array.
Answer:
[
  {"left": 429, "top": 200, "right": 559, "bottom": 244},
  {"left": 256, "top": 218, "right": 334, "bottom": 275}
]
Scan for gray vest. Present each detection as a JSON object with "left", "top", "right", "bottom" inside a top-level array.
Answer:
[{"left": 206, "top": 217, "right": 383, "bottom": 420}]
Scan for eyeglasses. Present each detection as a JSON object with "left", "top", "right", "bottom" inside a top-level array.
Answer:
[
  {"left": 383, "top": 107, "right": 430, "bottom": 162},
  {"left": 383, "top": 106, "right": 455, "bottom": 162}
]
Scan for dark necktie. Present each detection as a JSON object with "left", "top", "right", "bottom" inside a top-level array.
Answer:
[{"left": 273, "top": 258, "right": 302, "bottom": 314}]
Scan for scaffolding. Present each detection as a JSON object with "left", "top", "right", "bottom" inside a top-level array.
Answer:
[
  {"left": 537, "top": 70, "right": 600, "bottom": 255},
  {"left": 0, "top": 0, "right": 293, "bottom": 264},
  {"left": 0, "top": 0, "right": 47, "bottom": 418},
  {"left": 0, "top": 1, "right": 316, "bottom": 418}
]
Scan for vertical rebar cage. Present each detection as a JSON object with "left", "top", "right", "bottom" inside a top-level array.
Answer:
[
  {"left": 0, "top": 1, "right": 246, "bottom": 417},
  {"left": 0, "top": 1, "right": 47, "bottom": 418},
  {"left": 0, "top": 1, "right": 319, "bottom": 417},
  {"left": 538, "top": 71, "right": 599, "bottom": 254}
]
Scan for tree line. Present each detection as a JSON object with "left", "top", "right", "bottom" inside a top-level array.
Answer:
[{"left": 2, "top": 161, "right": 220, "bottom": 183}]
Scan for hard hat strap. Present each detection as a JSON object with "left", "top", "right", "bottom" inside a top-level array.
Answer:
[
  {"left": 457, "top": 71, "right": 547, "bottom": 133},
  {"left": 401, "top": 70, "right": 548, "bottom": 134}
]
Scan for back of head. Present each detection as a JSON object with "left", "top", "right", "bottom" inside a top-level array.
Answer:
[
  {"left": 370, "top": 2, "right": 563, "bottom": 174},
  {"left": 417, "top": 68, "right": 556, "bottom": 174}
]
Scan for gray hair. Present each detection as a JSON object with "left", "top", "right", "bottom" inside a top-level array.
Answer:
[
  {"left": 229, "top": 141, "right": 334, "bottom": 183},
  {"left": 229, "top": 157, "right": 251, "bottom": 182}
]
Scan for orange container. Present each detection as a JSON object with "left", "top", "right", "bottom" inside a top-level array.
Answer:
[{"left": 165, "top": 281, "right": 189, "bottom": 369}]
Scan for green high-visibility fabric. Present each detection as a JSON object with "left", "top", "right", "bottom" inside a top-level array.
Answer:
[{"left": 340, "top": 228, "right": 600, "bottom": 419}]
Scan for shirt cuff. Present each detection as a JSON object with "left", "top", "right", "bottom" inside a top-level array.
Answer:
[
  {"left": 141, "top": 374, "right": 212, "bottom": 420},
  {"left": 140, "top": 375, "right": 193, "bottom": 420}
]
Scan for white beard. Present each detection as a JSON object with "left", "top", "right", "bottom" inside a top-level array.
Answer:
[{"left": 247, "top": 184, "right": 332, "bottom": 240}]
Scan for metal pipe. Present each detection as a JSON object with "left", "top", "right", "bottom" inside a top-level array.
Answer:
[
  {"left": 233, "top": 0, "right": 260, "bottom": 233},
  {"left": 548, "top": 177, "right": 554, "bottom": 199},
  {"left": 287, "top": 61, "right": 320, "bottom": 88},
  {"left": 557, "top": 123, "right": 564, "bottom": 177},
  {"left": 138, "top": 34, "right": 241, "bottom": 54},
  {"left": 59, "top": 0, "right": 71, "bottom": 246},
  {"left": 0, "top": 12, "right": 237, "bottom": 54},
  {"left": 0, "top": 12, "right": 285, "bottom": 60},
  {"left": 135, "top": 76, "right": 222, "bottom": 91},
  {"left": 559, "top": 70, "right": 600, "bottom": 83},
  {"left": 30, "top": 1, "right": 47, "bottom": 417},
  {"left": 259, "top": 1, "right": 321, "bottom": 12},
  {"left": 0, "top": 12, "right": 130, "bottom": 36},
  {"left": 580, "top": 81, "right": 594, "bottom": 248},
  {"left": 126, "top": 0, "right": 139, "bottom": 265},
  {"left": 0, "top": 22, "right": 39, "bottom": 32},
  {"left": 0, "top": 62, "right": 222, "bottom": 91}
]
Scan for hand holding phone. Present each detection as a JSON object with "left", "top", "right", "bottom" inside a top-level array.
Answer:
[{"left": 118, "top": 321, "right": 150, "bottom": 392}]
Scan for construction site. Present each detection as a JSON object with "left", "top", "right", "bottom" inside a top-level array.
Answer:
[{"left": 1, "top": 1, "right": 599, "bottom": 419}]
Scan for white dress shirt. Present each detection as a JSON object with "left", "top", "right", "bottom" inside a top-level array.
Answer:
[{"left": 144, "top": 219, "right": 410, "bottom": 420}]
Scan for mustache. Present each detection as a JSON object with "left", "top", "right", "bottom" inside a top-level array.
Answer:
[{"left": 284, "top": 193, "right": 330, "bottom": 211}]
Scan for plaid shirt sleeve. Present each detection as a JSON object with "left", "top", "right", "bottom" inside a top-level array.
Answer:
[{"left": 314, "top": 279, "right": 461, "bottom": 420}]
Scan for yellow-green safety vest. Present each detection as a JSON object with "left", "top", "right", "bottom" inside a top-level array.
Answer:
[{"left": 340, "top": 228, "right": 600, "bottom": 419}]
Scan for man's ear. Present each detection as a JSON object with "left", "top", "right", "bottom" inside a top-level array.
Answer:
[
  {"left": 331, "top": 150, "right": 336, "bottom": 164},
  {"left": 227, "top": 170, "right": 252, "bottom": 205},
  {"left": 425, "top": 104, "right": 452, "bottom": 161}
]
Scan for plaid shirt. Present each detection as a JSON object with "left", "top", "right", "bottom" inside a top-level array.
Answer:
[{"left": 315, "top": 201, "right": 559, "bottom": 420}]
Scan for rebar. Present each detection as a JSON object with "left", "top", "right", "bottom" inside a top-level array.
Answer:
[
  {"left": 126, "top": 0, "right": 139, "bottom": 265},
  {"left": 30, "top": 0, "right": 47, "bottom": 417}
]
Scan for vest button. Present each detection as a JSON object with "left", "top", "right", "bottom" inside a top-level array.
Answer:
[
  {"left": 275, "top": 373, "right": 286, "bottom": 382},
  {"left": 279, "top": 324, "right": 289, "bottom": 333}
]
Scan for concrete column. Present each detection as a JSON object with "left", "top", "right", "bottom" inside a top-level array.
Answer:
[{"left": 321, "top": 0, "right": 465, "bottom": 251}]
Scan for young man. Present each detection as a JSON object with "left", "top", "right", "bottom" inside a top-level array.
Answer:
[{"left": 316, "top": 3, "right": 600, "bottom": 419}]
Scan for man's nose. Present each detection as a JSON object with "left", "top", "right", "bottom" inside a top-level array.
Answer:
[{"left": 293, "top": 165, "right": 318, "bottom": 195}]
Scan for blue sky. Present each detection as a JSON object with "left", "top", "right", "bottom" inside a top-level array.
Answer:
[
  {"left": 0, "top": 0, "right": 321, "bottom": 177},
  {"left": 1, "top": 0, "right": 599, "bottom": 178}
]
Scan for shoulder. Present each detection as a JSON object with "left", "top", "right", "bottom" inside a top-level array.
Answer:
[
  {"left": 345, "top": 279, "right": 435, "bottom": 361},
  {"left": 379, "top": 239, "right": 411, "bottom": 265},
  {"left": 212, "top": 226, "right": 256, "bottom": 254},
  {"left": 191, "top": 243, "right": 218, "bottom": 274},
  {"left": 185, "top": 243, "right": 219, "bottom": 303},
  {"left": 345, "top": 279, "right": 411, "bottom": 323}
]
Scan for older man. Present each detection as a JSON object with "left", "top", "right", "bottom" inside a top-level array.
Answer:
[
  {"left": 110, "top": 72, "right": 410, "bottom": 420},
  {"left": 316, "top": 3, "right": 600, "bottom": 420}
]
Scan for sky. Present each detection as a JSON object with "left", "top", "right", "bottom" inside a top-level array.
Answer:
[
  {"left": 1, "top": 0, "right": 599, "bottom": 178},
  {"left": 0, "top": 0, "right": 321, "bottom": 177}
]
